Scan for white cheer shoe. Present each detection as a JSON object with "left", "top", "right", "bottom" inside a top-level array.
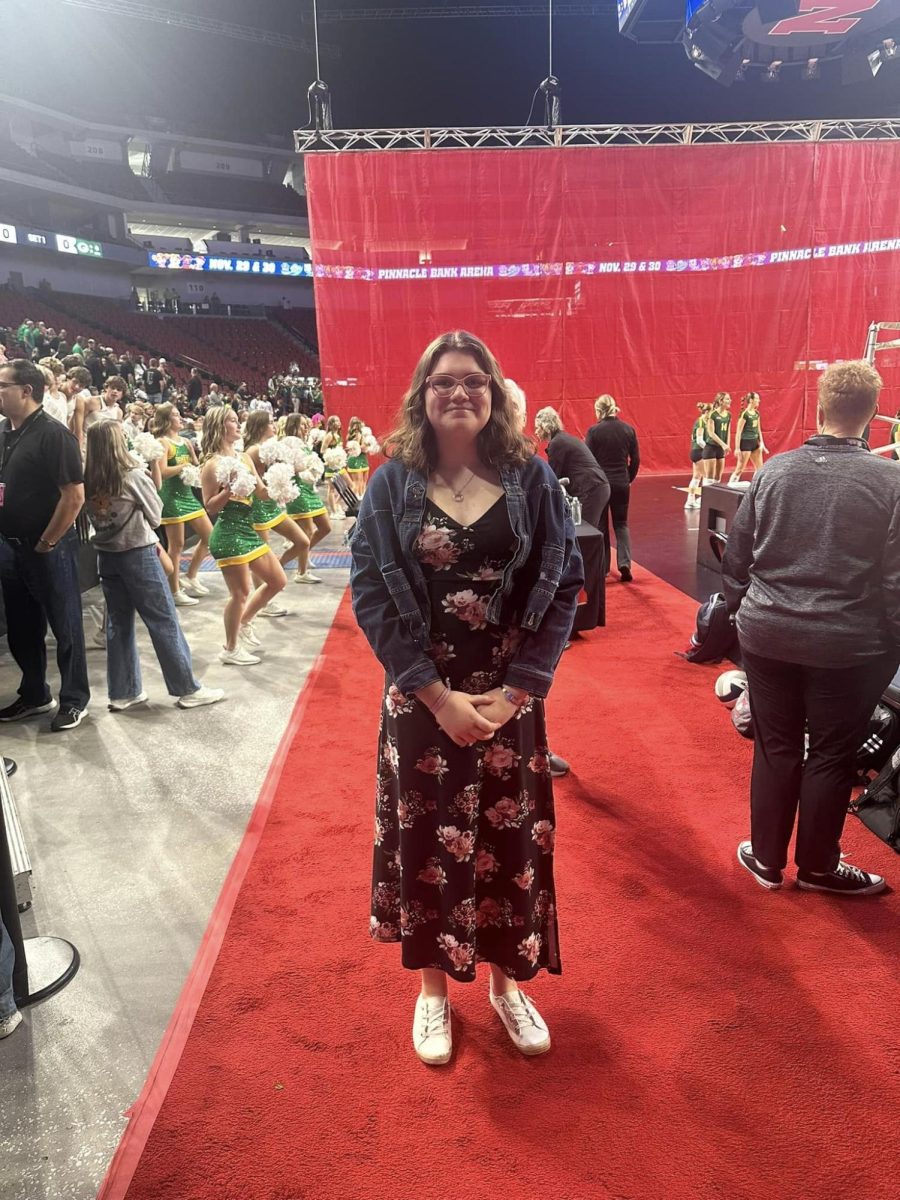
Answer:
[
  {"left": 413, "top": 994, "right": 452, "bottom": 1066},
  {"left": 489, "top": 986, "right": 551, "bottom": 1056}
]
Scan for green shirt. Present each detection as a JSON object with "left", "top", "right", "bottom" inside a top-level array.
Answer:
[
  {"left": 741, "top": 409, "right": 760, "bottom": 438},
  {"left": 71, "top": 342, "right": 83, "bottom": 356},
  {"left": 710, "top": 411, "right": 731, "bottom": 444},
  {"left": 691, "top": 418, "right": 705, "bottom": 449},
  {"left": 891, "top": 421, "right": 900, "bottom": 460}
]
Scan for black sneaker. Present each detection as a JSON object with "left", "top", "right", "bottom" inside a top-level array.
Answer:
[
  {"left": 50, "top": 706, "right": 88, "bottom": 732},
  {"left": 548, "top": 753, "right": 570, "bottom": 779},
  {"left": 737, "top": 841, "right": 783, "bottom": 890},
  {"left": 620, "top": 567, "right": 633, "bottom": 583},
  {"left": 797, "top": 861, "right": 886, "bottom": 895},
  {"left": 0, "top": 698, "right": 56, "bottom": 722}
]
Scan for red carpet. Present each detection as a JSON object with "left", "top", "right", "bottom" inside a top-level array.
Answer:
[{"left": 103, "top": 569, "right": 900, "bottom": 1200}]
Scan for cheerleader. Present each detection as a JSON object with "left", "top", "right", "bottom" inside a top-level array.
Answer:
[
  {"left": 684, "top": 402, "right": 710, "bottom": 509},
  {"left": 321, "top": 414, "right": 345, "bottom": 518},
  {"left": 283, "top": 413, "right": 331, "bottom": 583},
  {"left": 728, "top": 392, "right": 767, "bottom": 484},
  {"left": 242, "top": 410, "right": 311, "bottom": 610},
  {"left": 150, "top": 403, "right": 213, "bottom": 606},
  {"left": 199, "top": 407, "right": 288, "bottom": 666},
  {"left": 701, "top": 392, "right": 732, "bottom": 484},
  {"left": 345, "top": 415, "right": 369, "bottom": 497}
]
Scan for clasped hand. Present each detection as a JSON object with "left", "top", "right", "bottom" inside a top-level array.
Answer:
[{"left": 434, "top": 687, "right": 518, "bottom": 748}]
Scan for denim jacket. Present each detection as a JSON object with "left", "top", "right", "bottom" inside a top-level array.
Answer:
[{"left": 349, "top": 455, "right": 584, "bottom": 698}]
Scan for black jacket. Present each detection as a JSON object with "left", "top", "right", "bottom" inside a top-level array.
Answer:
[
  {"left": 585, "top": 417, "right": 640, "bottom": 486},
  {"left": 545, "top": 431, "right": 610, "bottom": 503}
]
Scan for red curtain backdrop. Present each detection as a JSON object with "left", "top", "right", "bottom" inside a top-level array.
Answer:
[{"left": 305, "top": 142, "right": 900, "bottom": 473}]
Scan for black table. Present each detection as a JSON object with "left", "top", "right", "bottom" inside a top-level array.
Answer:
[
  {"left": 573, "top": 520, "right": 605, "bottom": 633},
  {"left": 697, "top": 484, "right": 747, "bottom": 571}
]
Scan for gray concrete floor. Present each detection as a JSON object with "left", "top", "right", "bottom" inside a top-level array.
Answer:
[{"left": 0, "top": 529, "right": 350, "bottom": 1200}]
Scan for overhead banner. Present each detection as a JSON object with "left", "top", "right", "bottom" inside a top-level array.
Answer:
[{"left": 305, "top": 141, "right": 900, "bottom": 472}]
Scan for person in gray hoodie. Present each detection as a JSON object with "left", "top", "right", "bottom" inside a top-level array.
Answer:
[
  {"left": 724, "top": 360, "right": 900, "bottom": 896},
  {"left": 84, "top": 422, "right": 225, "bottom": 712}
]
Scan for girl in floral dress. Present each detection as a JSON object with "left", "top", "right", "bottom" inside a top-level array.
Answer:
[{"left": 351, "top": 331, "right": 583, "bottom": 1066}]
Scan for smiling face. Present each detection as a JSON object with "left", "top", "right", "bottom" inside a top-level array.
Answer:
[
  {"left": 224, "top": 410, "right": 240, "bottom": 444},
  {"left": 424, "top": 351, "right": 493, "bottom": 444},
  {"left": 169, "top": 408, "right": 183, "bottom": 433}
]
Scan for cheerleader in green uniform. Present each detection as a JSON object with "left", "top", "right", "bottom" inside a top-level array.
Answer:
[
  {"left": 345, "top": 415, "right": 369, "bottom": 497},
  {"left": 321, "top": 414, "right": 345, "bottom": 518},
  {"left": 150, "top": 403, "right": 213, "bottom": 606},
  {"left": 728, "top": 392, "right": 767, "bottom": 484},
  {"left": 243, "top": 410, "right": 310, "bottom": 610},
  {"left": 200, "top": 407, "right": 287, "bottom": 666},
  {"left": 284, "top": 413, "right": 330, "bottom": 584}
]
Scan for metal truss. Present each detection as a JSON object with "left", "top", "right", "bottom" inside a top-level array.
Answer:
[
  {"left": 314, "top": 4, "right": 612, "bottom": 20},
  {"left": 295, "top": 119, "right": 900, "bottom": 153}
]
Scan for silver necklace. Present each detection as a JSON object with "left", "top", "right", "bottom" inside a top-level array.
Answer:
[{"left": 434, "top": 469, "right": 476, "bottom": 503}]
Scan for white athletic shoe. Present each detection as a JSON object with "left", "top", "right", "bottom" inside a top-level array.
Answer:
[
  {"left": 108, "top": 692, "right": 149, "bottom": 712},
  {"left": 0, "top": 1010, "right": 23, "bottom": 1039},
  {"left": 219, "top": 645, "right": 261, "bottom": 666},
  {"left": 489, "top": 987, "right": 551, "bottom": 1056},
  {"left": 173, "top": 590, "right": 199, "bottom": 607},
  {"left": 177, "top": 686, "right": 226, "bottom": 709},
  {"left": 412, "top": 995, "right": 452, "bottom": 1066},
  {"left": 294, "top": 571, "right": 322, "bottom": 585},
  {"left": 258, "top": 600, "right": 288, "bottom": 617},
  {"left": 239, "top": 622, "right": 262, "bottom": 647},
  {"left": 182, "top": 576, "right": 210, "bottom": 597}
]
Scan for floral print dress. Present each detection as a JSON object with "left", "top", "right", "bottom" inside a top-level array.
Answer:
[{"left": 370, "top": 496, "right": 561, "bottom": 983}]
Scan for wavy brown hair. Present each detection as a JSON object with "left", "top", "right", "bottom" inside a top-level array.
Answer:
[
  {"left": 200, "top": 405, "right": 233, "bottom": 461},
  {"left": 283, "top": 413, "right": 309, "bottom": 440},
  {"left": 243, "top": 409, "right": 274, "bottom": 450},
  {"left": 150, "top": 402, "right": 178, "bottom": 438},
  {"left": 382, "top": 331, "right": 534, "bottom": 473},
  {"left": 84, "top": 421, "right": 137, "bottom": 501}
]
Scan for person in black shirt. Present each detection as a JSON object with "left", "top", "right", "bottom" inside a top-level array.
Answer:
[
  {"left": 533, "top": 407, "right": 611, "bottom": 528},
  {"left": 0, "top": 360, "right": 90, "bottom": 731},
  {"left": 584, "top": 395, "right": 640, "bottom": 582},
  {"left": 144, "top": 358, "right": 163, "bottom": 405},
  {"left": 186, "top": 367, "right": 203, "bottom": 411}
]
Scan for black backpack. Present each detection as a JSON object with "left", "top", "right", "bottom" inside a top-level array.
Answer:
[
  {"left": 850, "top": 745, "right": 900, "bottom": 854},
  {"left": 681, "top": 593, "right": 739, "bottom": 665}
]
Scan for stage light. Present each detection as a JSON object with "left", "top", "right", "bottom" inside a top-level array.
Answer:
[
  {"left": 802, "top": 57, "right": 820, "bottom": 80},
  {"left": 735, "top": 57, "right": 751, "bottom": 81},
  {"left": 868, "top": 48, "right": 884, "bottom": 76},
  {"left": 763, "top": 59, "right": 782, "bottom": 82},
  {"left": 884, "top": 38, "right": 899, "bottom": 59},
  {"left": 690, "top": 43, "right": 704, "bottom": 59}
]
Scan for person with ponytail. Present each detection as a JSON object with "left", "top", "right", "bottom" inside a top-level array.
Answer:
[
  {"left": 685, "top": 403, "right": 710, "bottom": 509},
  {"left": 83, "top": 422, "right": 224, "bottom": 711},
  {"left": 584, "top": 393, "right": 639, "bottom": 582},
  {"left": 728, "top": 391, "right": 767, "bottom": 484},
  {"left": 702, "top": 391, "right": 731, "bottom": 484},
  {"left": 199, "top": 407, "right": 287, "bottom": 666},
  {"left": 242, "top": 409, "right": 310, "bottom": 611},
  {"left": 321, "top": 414, "right": 346, "bottom": 518},
  {"left": 150, "top": 403, "right": 212, "bottom": 606},
  {"left": 283, "top": 412, "right": 330, "bottom": 584}
]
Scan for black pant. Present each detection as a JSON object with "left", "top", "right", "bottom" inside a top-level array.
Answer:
[
  {"left": 0, "top": 531, "right": 90, "bottom": 711},
  {"left": 580, "top": 484, "right": 608, "bottom": 530},
  {"left": 742, "top": 648, "right": 898, "bottom": 873},
  {"left": 600, "top": 480, "right": 631, "bottom": 573}
]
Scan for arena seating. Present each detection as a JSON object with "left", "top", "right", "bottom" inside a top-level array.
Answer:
[
  {"left": 269, "top": 308, "right": 319, "bottom": 350},
  {"left": 42, "top": 157, "right": 155, "bottom": 203},
  {"left": 154, "top": 173, "right": 306, "bottom": 217},
  {"left": 0, "top": 138, "right": 73, "bottom": 186}
]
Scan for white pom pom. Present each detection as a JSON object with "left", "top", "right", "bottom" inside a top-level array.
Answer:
[
  {"left": 263, "top": 461, "right": 299, "bottom": 507},
  {"left": 362, "top": 432, "right": 380, "bottom": 454},
  {"left": 308, "top": 428, "right": 325, "bottom": 447},
  {"left": 132, "top": 432, "right": 164, "bottom": 462},
  {"left": 323, "top": 446, "right": 347, "bottom": 471},
  {"left": 180, "top": 464, "right": 202, "bottom": 488},
  {"left": 346, "top": 438, "right": 362, "bottom": 458},
  {"left": 214, "top": 456, "right": 257, "bottom": 498},
  {"left": 279, "top": 436, "right": 308, "bottom": 472},
  {"left": 257, "top": 439, "right": 282, "bottom": 466}
]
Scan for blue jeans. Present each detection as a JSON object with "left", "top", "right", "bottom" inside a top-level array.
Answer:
[
  {"left": 0, "top": 913, "right": 16, "bottom": 1020},
  {"left": 0, "top": 530, "right": 90, "bottom": 710},
  {"left": 99, "top": 545, "right": 200, "bottom": 700}
]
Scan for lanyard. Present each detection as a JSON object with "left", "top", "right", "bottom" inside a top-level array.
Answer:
[{"left": 0, "top": 410, "right": 45, "bottom": 480}]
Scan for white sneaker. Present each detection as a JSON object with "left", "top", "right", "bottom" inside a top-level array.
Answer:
[
  {"left": 294, "top": 570, "right": 322, "bottom": 585},
  {"left": 173, "top": 590, "right": 199, "bottom": 607},
  {"left": 0, "top": 1010, "right": 23, "bottom": 1039},
  {"left": 259, "top": 600, "right": 288, "bottom": 617},
  {"left": 108, "top": 692, "right": 149, "bottom": 712},
  {"left": 177, "top": 686, "right": 226, "bottom": 709},
  {"left": 412, "top": 994, "right": 452, "bottom": 1066},
  {"left": 219, "top": 645, "right": 261, "bottom": 666},
  {"left": 182, "top": 575, "right": 210, "bottom": 597},
  {"left": 239, "top": 622, "right": 262, "bottom": 647},
  {"left": 489, "top": 987, "right": 551, "bottom": 1056}
]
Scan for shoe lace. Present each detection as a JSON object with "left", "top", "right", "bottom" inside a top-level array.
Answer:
[
  {"left": 497, "top": 991, "right": 539, "bottom": 1034},
  {"left": 835, "top": 861, "right": 870, "bottom": 884},
  {"left": 419, "top": 998, "right": 449, "bottom": 1040}
]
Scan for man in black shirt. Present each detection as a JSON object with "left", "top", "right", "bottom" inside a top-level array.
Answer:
[
  {"left": 0, "top": 360, "right": 90, "bottom": 731},
  {"left": 186, "top": 367, "right": 203, "bottom": 411},
  {"left": 144, "top": 358, "right": 163, "bottom": 405}
]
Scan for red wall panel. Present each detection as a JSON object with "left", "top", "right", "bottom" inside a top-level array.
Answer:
[{"left": 306, "top": 142, "right": 900, "bottom": 473}]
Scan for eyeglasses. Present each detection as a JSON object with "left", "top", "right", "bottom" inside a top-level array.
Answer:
[{"left": 426, "top": 373, "right": 491, "bottom": 398}]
